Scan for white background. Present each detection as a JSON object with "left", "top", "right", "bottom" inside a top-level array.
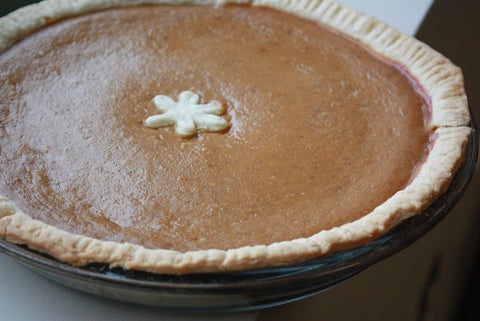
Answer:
[{"left": 0, "top": 1, "right": 434, "bottom": 320}]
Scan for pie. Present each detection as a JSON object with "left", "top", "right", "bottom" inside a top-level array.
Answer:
[{"left": 0, "top": 0, "right": 471, "bottom": 274}]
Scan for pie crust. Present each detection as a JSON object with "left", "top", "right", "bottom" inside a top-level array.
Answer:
[{"left": 0, "top": 0, "right": 471, "bottom": 274}]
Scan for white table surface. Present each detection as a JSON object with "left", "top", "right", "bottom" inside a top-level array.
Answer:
[{"left": 0, "top": 1, "right": 434, "bottom": 320}]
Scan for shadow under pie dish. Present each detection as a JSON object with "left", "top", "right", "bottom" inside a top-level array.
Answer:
[{"left": 0, "top": 0, "right": 472, "bottom": 276}]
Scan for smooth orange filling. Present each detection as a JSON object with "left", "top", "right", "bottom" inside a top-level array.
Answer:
[{"left": 0, "top": 5, "right": 431, "bottom": 251}]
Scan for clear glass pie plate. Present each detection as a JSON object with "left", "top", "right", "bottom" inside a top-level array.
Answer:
[{"left": 0, "top": 113, "right": 477, "bottom": 313}]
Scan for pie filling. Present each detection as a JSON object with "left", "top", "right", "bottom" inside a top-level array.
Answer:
[{"left": 0, "top": 5, "right": 432, "bottom": 252}]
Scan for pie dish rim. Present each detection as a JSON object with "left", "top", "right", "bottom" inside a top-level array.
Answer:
[{"left": 0, "top": 122, "right": 477, "bottom": 311}]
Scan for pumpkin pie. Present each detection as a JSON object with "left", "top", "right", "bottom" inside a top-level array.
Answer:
[{"left": 0, "top": 0, "right": 471, "bottom": 274}]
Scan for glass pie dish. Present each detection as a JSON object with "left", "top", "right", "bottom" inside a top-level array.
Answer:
[{"left": 0, "top": 113, "right": 477, "bottom": 313}]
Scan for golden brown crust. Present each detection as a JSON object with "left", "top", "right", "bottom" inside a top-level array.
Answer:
[{"left": 0, "top": 0, "right": 471, "bottom": 273}]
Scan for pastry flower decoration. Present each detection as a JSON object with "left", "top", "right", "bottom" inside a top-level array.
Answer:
[{"left": 144, "top": 90, "right": 229, "bottom": 137}]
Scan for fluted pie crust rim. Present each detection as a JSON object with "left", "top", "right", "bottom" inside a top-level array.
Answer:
[{"left": 0, "top": 0, "right": 471, "bottom": 274}]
